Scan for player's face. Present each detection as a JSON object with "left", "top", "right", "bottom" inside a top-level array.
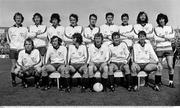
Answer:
[
  {"left": 122, "top": 16, "right": 129, "bottom": 25},
  {"left": 140, "top": 13, "right": 146, "bottom": 22},
  {"left": 25, "top": 41, "right": 33, "bottom": 52},
  {"left": 34, "top": 15, "right": 41, "bottom": 25},
  {"left": 113, "top": 35, "right": 120, "bottom": 45},
  {"left": 70, "top": 16, "right": 77, "bottom": 26},
  {"left": 52, "top": 38, "right": 59, "bottom": 48},
  {"left": 52, "top": 18, "right": 59, "bottom": 26},
  {"left": 159, "top": 18, "right": 166, "bottom": 26},
  {"left": 94, "top": 36, "right": 102, "bottom": 45},
  {"left": 15, "top": 15, "right": 22, "bottom": 25},
  {"left": 138, "top": 34, "right": 146, "bottom": 43},
  {"left": 106, "top": 15, "right": 113, "bottom": 24},
  {"left": 89, "top": 16, "right": 97, "bottom": 26}
]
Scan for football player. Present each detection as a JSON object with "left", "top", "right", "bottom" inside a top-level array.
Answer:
[
  {"left": 83, "top": 14, "right": 100, "bottom": 44},
  {"left": 131, "top": 31, "right": 163, "bottom": 91},
  {"left": 108, "top": 32, "right": 131, "bottom": 91},
  {"left": 100, "top": 12, "right": 119, "bottom": 46},
  {"left": 7, "top": 12, "right": 28, "bottom": 87},
  {"left": 64, "top": 14, "right": 83, "bottom": 44},
  {"left": 15, "top": 38, "right": 41, "bottom": 88},
  {"left": 67, "top": 33, "right": 88, "bottom": 92},
  {"left": 41, "top": 35, "right": 68, "bottom": 91},
  {"left": 88, "top": 33, "right": 110, "bottom": 92},
  {"left": 154, "top": 13, "right": 175, "bottom": 88},
  {"left": 47, "top": 13, "right": 65, "bottom": 46}
]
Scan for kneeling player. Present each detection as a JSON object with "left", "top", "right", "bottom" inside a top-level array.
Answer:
[
  {"left": 131, "top": 31, "right": 163, "bottom": 91},
  {"left": 67, "top": 33, "right": 88, "bottom": 92},
  {"left": 109, "top": 32, "right": 131, "bottom": 91},
  {"left": 15, "top": 38, "right": 42, "bottom": 88},
  {"left": 88, "top": 33, "right": 110, "bottom": 92},
  {"left": 41, "top": 36, "right": 68, "bottom": 91}
]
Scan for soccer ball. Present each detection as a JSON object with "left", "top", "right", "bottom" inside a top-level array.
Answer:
[{"left": 93, "top": 82, "right": 103, "bottom": 92}]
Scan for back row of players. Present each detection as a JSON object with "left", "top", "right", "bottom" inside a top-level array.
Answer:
[{"left": 8, "top": 11, "right": 175, "bottom": 92}]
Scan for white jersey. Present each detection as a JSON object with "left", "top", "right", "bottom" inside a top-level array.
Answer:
[
  {"left": 119, "top": 24, "right": 134, "bottom": 47},
  {"left": 88, "top": 43, "right": 109, "bottom": 63},
  {"left": 17, "top": 49, "right": 41, "bottom": 68},
  {"left": 64, "top": 25, "right": 83, "bottom": 42},
  {"left": 100, "top": 24, "right": 119, "bottom": 40},
  {"left": 8, "top": 26, "right": 28, "bottom": 50},
  {"left": 68, "top": 44, "right": 87, "bottom": 64},
  {"left": 83, "top": 26, "right": 100, "bottom": 43},
  {"left": 154, "top": 25, "right": 175, "bottom": 51},
  {"left": 45, "top": 45, "right": 67, "bottom": 64},
  {"left": 133, "top": 23, "right": 154, "bottom": 43},
  {"left": 133, "top": 42, "right": 159, "bottom": 64},
  {"left": 28, "top": 25, "right": 47, "bottom": 47},
  {"left": 109, "top": 42, "right": 130, "bottom": 63},
  {"left": 47, "top": 25, "right": 65, "bottom": 45}
]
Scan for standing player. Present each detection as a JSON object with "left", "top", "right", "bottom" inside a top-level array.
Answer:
[
  {"left": 88, "top": 33, "right": 110, "bottom": 92},
  {"left": 15, "top": 38, "right": 41, "bottom": 88},
  {"left": 67, "top": 33, "right": 88, "bottom": 92},
  {"left": 7, "top": 12, "right": 28, "bottom": 86},
  {"left": 108, "top": 32, "right": 131, "bottom": 91},
  {"left": 100, "top": 12, "right": 119, "bottom": 46},
  {"left": 41, "top": 36, "right": 68, "bottom": 91},
  {"left": 119, "top": 13, "right": 134, "bottom": 50},
  {"left": 64, "top": 14, "right": 83, "bottom": 44},
  {"left": 131, "top": 31, "right": 163, "bottom": 91},
  {"left": 28, "top": 13, "right": 47, "bottom": 63},
  {"left": 154, "top": 13, "right": 175, "bottom": 88},
  {"left": 47, "top": 13, "right": 65, "bottom": 46},
  {"left": 133, "top": 11, "right": 154, "bottom": 44},
  {"left": 83, "top": 14, "right": 100, "bottom": 44}
]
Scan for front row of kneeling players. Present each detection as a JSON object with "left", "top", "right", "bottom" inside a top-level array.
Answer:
[{"left": 13, "top": 30, "right": 163, "bottom": 92}]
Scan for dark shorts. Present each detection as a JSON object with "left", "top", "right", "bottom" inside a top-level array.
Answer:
[
  {"left": 37, "top": 47, "right": 47, "bottom": 56},
  {"left": 9, "top": 49, "right": 19, "bottom": 60},
  {"left": 51, "top": 63, "right": 62, "bottom": 70},
  {"left": 94, "top": 62, "right": 104, "bottom": 70},
  {"left": 156, "top": 50, "right": 174, "bottom": 58},
  {"left": 110, "top": 62, "right": 125, "bottom": 71},
  {"left": 137, "top": 63, "right": 148, "bottom": 71},
  {"left": 71, "top": 63, "right": 84, "bottom": 70}
]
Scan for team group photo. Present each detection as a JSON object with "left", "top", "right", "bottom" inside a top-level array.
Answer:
[{"left": 0, "top": 0, "right": 180, "bottom": 106}]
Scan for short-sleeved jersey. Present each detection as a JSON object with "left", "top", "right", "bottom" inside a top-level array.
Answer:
[
  {"left": 119, "top": 25, "right": 134, "bottom": 47},
  {"left": 100, "top": 24, "right": 119, "bottom": 41},
  {"left": 133, "top": 23, "right": 154, "bottom": 42},
  {"left": 64, "top": 25, "right": 83, "bottom": 42},
  {"left": 17, "top": 49, "right": 41, "bottom": 67},
  {"left": 133, "top": 42, "right": 159, "bottom": 64},
  {"left": 28, "top": 25, "right": 47, "bottom": 47},
  {"left": 109, "top": 42, "right": 130, "bottom": 63},
  {"left": 47, "top": 25, "right": 65, "bottom": 43},
  {"left": 68, "top": 44, "right": 87, "bottom": 64},
  {"left": 154, "top": 26, "right": 175, "bottom": 51},
  {"left": 8, "top": 26, "right": 28, "bottom": 50},
  {"left": 45, "top": 45, "right": 67, "bottom": 64},
  {"left": 88, "top": 43, "right": 109, "bottom": 63},
  {"left": 83, "top": 26, "right": 100, "bottom": 43}
]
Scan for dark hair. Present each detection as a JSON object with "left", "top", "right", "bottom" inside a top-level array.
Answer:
[
  {"left": 69, "top": 14, "right": 78, "bottom": 22},
  {"left": 112, "top": 32, "right": 120, "bottom": 40},
  {"left": 156, "top": 13, "right": 168, "bottom": 26},
  {"left": 24, "top": 37, "right": 34, "bottom": 49},
  {"left": 105, "top": 12, "right": 114, "bottom": 19},
  {"left": 94, "top": 33, "right": 103, "bottom": 41},
  {"left": 50, "top": 35, "right": 62, "bottom": 45},
  {"left": 89, "top": 14, "right": 97, "bottom": 20},
  {"left": 33, "top": 13, "right": 43, "bottom": 24},
  {"left": 138, "top": 31, "right": 146, "bottom": 37},
  {"left": 50, "top": 13, "right": 61, "bottom": 23},
  {"left": 121, "top": 13, "right": 129, "bottom": 20},
  {"left": 13, "top": 12, "right": 24, "bottom": 23},
  {"left": 72, "top": 33, "right": 83, "bottom": 45},
  {"left": 137, "top": 11, "right": 148, "bottom": 24}
]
